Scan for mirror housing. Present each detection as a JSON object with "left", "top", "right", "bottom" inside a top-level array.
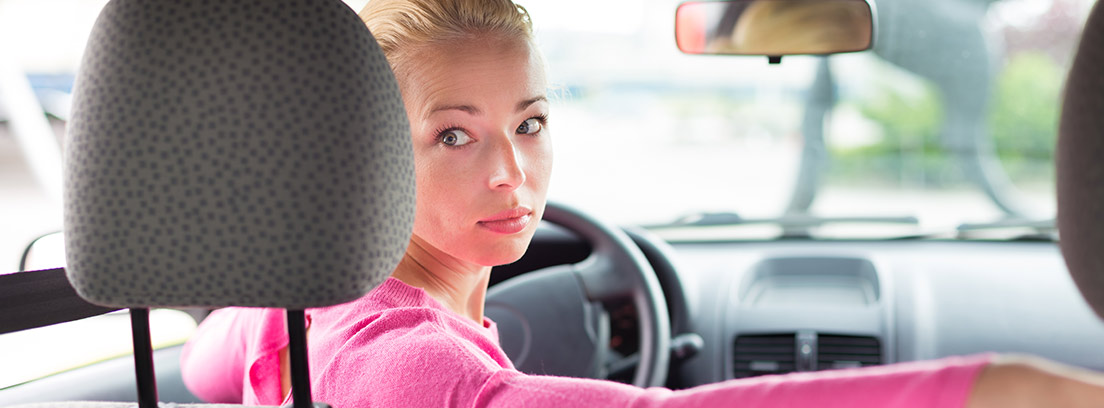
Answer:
[{"left": 676, "top": 0, "right": 875, "bottom": 61}]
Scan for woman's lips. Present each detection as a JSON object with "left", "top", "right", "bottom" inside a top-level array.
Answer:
[{"left": 478, "top": 207, "right": 533, "bottom": 234}]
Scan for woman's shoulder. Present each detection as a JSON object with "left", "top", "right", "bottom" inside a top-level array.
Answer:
[
  {"left": 308, "top": 278, "right": 510, "bottom": 367},
  {"left": 312, "top": 277, "right": 445, "bottom": 316},
  {"left": 313, "top": 301, "right": 499, "bottom": 360},
  {"left": 312, "top": 277, "right": 498, "bottom": 342}
]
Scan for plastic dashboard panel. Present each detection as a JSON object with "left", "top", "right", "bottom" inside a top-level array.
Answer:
[
  {"left": 668, "top": 240, "right": 1104, "bottom": 387},
  {"left": 723, "top": 255, "right": 895, "bottom": 379}
]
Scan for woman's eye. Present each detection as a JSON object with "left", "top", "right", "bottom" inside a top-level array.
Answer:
[
  {"left": 440, "top": 129, "right": 473, "bottom": 147},
  {"left": 516, "top": 118, "right": 543, "bottom": 135}
]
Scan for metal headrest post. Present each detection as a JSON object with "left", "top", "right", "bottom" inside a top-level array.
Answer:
[
  {"left": 130, "top": 308, "right": 158, "bottom": 408},
  {"left": 287, "top": 309, "right": 313, "bottom": 408},
  {"left": 130, "top": 308, "right": 320, "bottom": 408}
]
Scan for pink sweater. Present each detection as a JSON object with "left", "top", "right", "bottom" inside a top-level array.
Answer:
[{"left": 181, "top": 277, "right": 990, "bottom": 407}]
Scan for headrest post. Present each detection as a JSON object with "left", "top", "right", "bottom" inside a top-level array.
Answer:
[
  {"left": 287, "top": 309, "right": 314, "bottom": 408},
  {"left": 129, "top": 307, "right": 158, "bottom": 408}
]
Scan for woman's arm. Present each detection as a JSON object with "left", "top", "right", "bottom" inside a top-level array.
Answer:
[
  {"left": 478, "top": 355, "right": 1104, "bottom": 407},
  {"left": 967, "top": 355, "right": 1104, "bottom": 408},
  {"left": 310, "top": 310, "right": 1104, "bottom": 407},
  {"left": 315, "top": 319, "right": 1001, "bottom": 408},
  {"left": 179, "top": 308, "right": 251, "bottom": 403},
  {"left": 474, "top": 355, "right": 990, "bottom": 408}
]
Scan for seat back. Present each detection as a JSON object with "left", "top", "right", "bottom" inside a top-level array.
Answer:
[{"left": 1058, "top": 0, "right": 1104, "bottom": 320}]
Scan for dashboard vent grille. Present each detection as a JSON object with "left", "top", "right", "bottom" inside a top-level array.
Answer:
[
  {"left": 732, "top": 334, "right": 796, "bottom": 378},
  {"left": 817, "top": 334, "right": 881, "bottom": 370}
]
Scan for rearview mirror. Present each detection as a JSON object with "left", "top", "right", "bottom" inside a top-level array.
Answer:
[{"left": 675, "top": 0, "right": 875, "bottom": 59}]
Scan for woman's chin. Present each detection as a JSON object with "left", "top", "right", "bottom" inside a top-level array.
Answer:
[
  {"left": 472, "top": 237, "right": 534, "bottom": 267},
  {"left": 476, "top": 250, "right": 527, "bottom": 267}
]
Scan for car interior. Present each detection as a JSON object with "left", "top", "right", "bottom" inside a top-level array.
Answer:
[{"left": 2, "top": 0, "right": 1104, "bottom": 406}]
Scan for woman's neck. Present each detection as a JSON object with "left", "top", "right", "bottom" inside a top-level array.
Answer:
[{"left": 390, "top": 236, "right": 492, "bottom": 325}]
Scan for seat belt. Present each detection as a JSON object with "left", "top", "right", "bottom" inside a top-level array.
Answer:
[{"left": 0, "top": 268, "right": 118, "bottom": 335}]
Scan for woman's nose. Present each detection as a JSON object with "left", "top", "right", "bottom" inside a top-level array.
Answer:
[{"left": 487, "top": 137, "right": 527, "bottom": 191}]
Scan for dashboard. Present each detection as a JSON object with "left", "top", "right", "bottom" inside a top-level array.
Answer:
[
  {"left": 672, "top": 239, "right": 1104, "bottom": 387},
  {"left": 503, "top": 224, "right": 1104, "bottom": 388}
]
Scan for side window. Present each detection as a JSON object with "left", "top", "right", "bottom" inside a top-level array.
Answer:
[
  {"left": 19, "top": 231, "right": 64, "bottom": 272},
  {"left": 0, "top": 307, "right": 198, "bottom": 390}
]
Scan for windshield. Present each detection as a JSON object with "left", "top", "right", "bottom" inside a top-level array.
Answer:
[
  {"left": 0, "top": 0, "right": 1094, "bottom": 272},
  {"left": 526, "top": 0, "right": 1090, "bottom": 238}
]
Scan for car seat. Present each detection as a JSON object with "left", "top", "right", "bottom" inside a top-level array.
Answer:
[{"left": 1058, "top": 1, "right": 1104, "bottom": 321}]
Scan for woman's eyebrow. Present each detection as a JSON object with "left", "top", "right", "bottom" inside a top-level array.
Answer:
[
  {"left": 426, "top": 96, "right": 547, "bottom": 119},
  {"left": 516, "top": 96, "right": 547, "bottom": 112},
  {"left": 427, "top": 104, "right": 481, "bottom": 118}
]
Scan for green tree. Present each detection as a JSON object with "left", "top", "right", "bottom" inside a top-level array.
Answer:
[
  {"left": 832, "top": 79, "right": 948, "bottom": 187},
  {"left": 988, "top": 52, "right": 1063, "bottom": 182}
]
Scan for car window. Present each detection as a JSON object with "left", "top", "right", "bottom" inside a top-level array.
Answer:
[{"left": 0, "top": 309, "right": 196, "bottom": 389}]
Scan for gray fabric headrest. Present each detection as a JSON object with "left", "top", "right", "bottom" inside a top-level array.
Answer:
[
  {"left": 1058, "top": 1, "right": 1104, "bottom": 320},
  {"left": 63, "top": 0, "right": 415, "bottom": 309}
]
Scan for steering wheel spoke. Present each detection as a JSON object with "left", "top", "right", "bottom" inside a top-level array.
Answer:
[
  {"left": 485, "top": 202, "right": 671, "bottom": 387},
  {"left": 575, "top": 256, "right": 636, "bottom": 302},
  {"left": 486, "top": 265, "right": 610, "bottom": 379},
  {"left": 605, "top": 352, "right": 641, "bottom": 381}
]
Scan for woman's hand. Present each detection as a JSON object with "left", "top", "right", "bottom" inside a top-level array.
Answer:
[{"left": 968, "top": 354, "right": 1104, "bottom": 407}]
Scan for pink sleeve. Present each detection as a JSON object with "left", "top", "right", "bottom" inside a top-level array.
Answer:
[
  {"left": 477, "top": 354, "right": 991, "bottom": 408},
  {"left": 179, "top": 308, "right": 251, "bottom": 404},
  {"left": 311, "top": 319, "right": 991, "bottom": 408}
]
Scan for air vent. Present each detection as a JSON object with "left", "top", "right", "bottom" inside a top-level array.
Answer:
[
  {"left": 732, "top": 334, "right": 796, "bottom": 378},
  {"left": 733, "top": 333, "right": 882, "bottom": 378},
  {"left": 817, "top": 334, "right": 881, "bottom": 370}
]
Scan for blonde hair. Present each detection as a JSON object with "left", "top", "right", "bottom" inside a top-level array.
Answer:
[{"left": 359, "top": 0, "right": 534, "bottom": 80}]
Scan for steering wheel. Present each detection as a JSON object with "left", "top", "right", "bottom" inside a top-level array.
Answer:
[{"left": 485, "top": 201, "right": 671, "bottom": 387}]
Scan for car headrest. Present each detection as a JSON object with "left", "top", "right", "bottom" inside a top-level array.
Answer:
[
  {"left": 63, "top": 0, "right": 415, "bottom": 309},
  {"left": 1057, "top": 0, "right": 1104, "bottom": 320}
]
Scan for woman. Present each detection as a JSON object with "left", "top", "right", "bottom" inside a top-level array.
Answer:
[{"left": 181, "top": 0, "right": 1104, "bottom": 406}]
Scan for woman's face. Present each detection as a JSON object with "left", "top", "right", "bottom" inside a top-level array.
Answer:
[{"left": 400, "top": 35, "right": 552, "bottom": 267}]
